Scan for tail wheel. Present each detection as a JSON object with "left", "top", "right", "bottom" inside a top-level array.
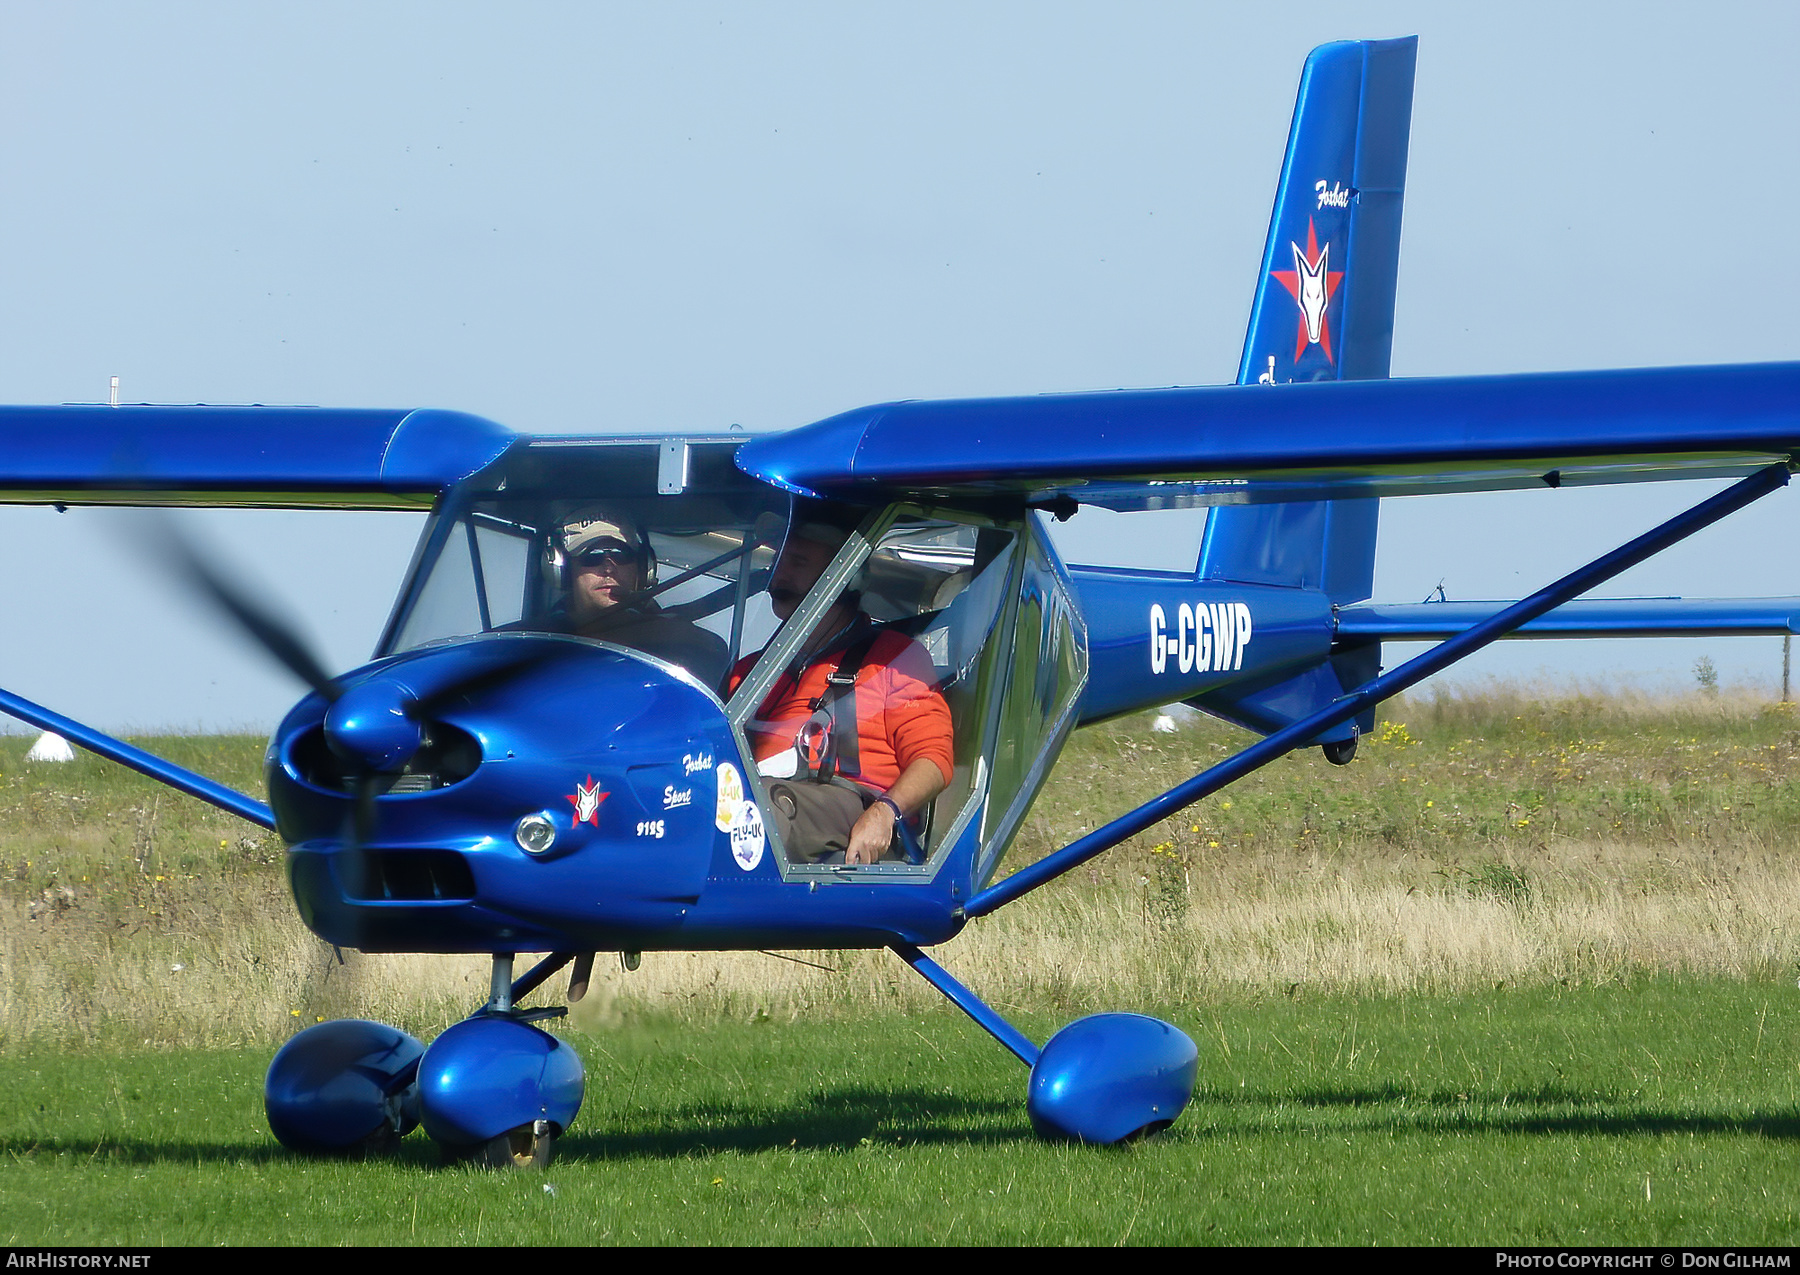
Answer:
[{"left": 471, "top": 1122, "right": 556, "bottom": 1170}]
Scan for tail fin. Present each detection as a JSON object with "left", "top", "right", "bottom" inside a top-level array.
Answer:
[{"left": 1196, "top": 36, "right": 1416, "bottom": 605}]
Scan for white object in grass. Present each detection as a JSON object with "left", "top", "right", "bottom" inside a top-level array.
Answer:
[{"left": 25, "top": 732, "right": 75, "bottom": 763}]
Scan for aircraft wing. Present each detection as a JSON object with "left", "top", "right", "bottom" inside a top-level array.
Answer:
[
  {"left": 0, "top": 404, "right": 514, "bottom": 509},
  {"left": 734, "top": 362, "right": 1800, "bottom": 510}
]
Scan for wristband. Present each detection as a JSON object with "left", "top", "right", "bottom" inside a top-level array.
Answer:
[{"left": 875, "top": 795, "right": 904, "bottom": 820}]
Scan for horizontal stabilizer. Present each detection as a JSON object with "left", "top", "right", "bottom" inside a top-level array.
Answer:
[{"left": 1336, "top": 596, "right": 1800, "bottom": 641}]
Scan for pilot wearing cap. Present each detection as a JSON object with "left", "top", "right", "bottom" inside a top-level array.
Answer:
[
  {"left": 555, "top": 507, "right": 730, "bottom": 687},
  {"left": 726, "top": 512, "right": 952, "bottom": 866}
]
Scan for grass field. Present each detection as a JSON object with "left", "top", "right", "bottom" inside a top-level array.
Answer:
[
  {"left": 3, "top": 686, "right": 1800, "bottom": 1243},
  {"left": 3, "top": 982, "right": 1797, "bottom": 1245}
]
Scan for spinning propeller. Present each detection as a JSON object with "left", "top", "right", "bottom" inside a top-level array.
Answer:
[{"left": 146, "top": 516, "right": 553, "bottom": 848}]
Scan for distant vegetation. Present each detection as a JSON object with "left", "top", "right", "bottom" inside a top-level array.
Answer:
[{"left": 4, "top": 683, "right": 1800, "bottom": 1048}]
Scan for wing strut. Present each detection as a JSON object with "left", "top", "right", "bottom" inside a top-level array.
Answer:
[
  {"left": 963, "top": 463, "right": 1791, "bottom": 918},
  {"left": 0, "top": 685, "right": 275, "bottom": 829},
  {"left": 892, "top": 943, "right": 1040, "bottom": 1067}
]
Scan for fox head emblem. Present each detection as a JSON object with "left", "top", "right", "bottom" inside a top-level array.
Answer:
[
  {"left": 1269, "top": 216, "right": 1344, "bottom": 364},
  {"left": 1293, "top": 238, "right": 1330, "bottom": 344},
  {"left": 566, "top": 775, "right": 608, "bottom": 827}
]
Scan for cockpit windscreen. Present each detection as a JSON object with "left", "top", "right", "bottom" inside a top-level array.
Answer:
[{"left": 379, "top": 439, "right": 791, "bottom": 692}]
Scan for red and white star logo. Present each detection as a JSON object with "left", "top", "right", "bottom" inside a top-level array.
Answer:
[
  {"left": 565, "top": 775, "right": 609, "bottom": 827},
  {"left": 1270, "top": 217, "right": 1343, "bottom": 363}
]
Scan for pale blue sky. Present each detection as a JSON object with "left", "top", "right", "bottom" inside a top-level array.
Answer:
[{"left": 1, "top": 2, "right": 1796, "bottom": 731}]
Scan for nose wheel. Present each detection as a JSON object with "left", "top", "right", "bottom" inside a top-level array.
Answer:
[
  {"left": 471, "top": 1119, "right": 558, "bottom": 1169},
  {"left": 416, "top": 954, "right": 586, "bottom": 1168}
]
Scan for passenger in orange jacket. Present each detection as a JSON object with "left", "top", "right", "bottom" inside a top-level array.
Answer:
[{"left": 727, "top": 518, "right": 951, "bottom": 864}]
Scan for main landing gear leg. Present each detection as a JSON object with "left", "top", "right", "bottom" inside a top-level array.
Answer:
[{"left": 892, "top": 944, "right": 1197, "bottom": 1144}]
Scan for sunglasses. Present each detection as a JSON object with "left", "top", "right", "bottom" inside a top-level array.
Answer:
[{"left": 575, "top": 547, "right": 635, "bottom": 570}]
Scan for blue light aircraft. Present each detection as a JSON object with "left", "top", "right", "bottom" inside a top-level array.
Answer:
[{"left": 3, "top": 36, "right": 1797, "bottom": 1165}]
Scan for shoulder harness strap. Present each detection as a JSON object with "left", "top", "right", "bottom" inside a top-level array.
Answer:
[{"left": 802, "top": 628, "right": 882, "bottom": 782}]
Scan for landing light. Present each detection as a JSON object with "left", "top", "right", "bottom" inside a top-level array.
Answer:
[{"left": 514, "top": 814, "right": 557, "bottom": 855}]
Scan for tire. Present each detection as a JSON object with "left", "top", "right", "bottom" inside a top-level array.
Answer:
[{"left": 470, "top": 1124, "right": 556, "bottom": 1170}]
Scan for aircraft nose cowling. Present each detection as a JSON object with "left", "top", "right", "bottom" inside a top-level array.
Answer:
[{"left": 324, "top": 678, "right": 423, "bottom": 773}]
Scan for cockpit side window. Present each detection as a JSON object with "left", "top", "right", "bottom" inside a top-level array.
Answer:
[
  {"left": 389, "top": 514, "right": 481, "bottom": 653},
  {"left": 867, "top": 521, "right": 1017, "bottom": 858},
  {"left": 472, "top": 520, "right": 532, "bottom": 630},
  {"left": 726, "top": 507, "right": 1021, "bottom": 873},
  {"left": 974, "top": 515, "right": 1088, "bottom": 886}
]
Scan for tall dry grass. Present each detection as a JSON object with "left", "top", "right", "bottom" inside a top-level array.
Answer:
[{"left": 4, "top": 686, "right": 1800, "bottom": 1049}]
